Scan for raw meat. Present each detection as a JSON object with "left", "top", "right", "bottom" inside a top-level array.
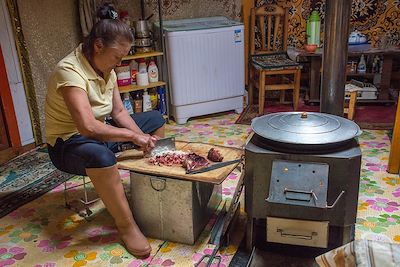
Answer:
[
  {"left": 207, "top": 148, "right": 223, "bottom": 162},
  {"left": 148, "top": 151, "right": 187, "bottom": 166},
  {"left": 183, "top": 153, "right": 209, "bottom": 171},
  {"left": 149, "top": 151, "right": 209, "bottom": 171}
]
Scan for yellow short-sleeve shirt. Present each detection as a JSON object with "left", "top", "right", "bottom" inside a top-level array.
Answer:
[{"left": 45, "top": 44, "right": 117, "bottom": 146}]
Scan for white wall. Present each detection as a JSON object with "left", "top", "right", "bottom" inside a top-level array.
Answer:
[{"left": 0, "top": 0, "right": 34, "bottom": 145}]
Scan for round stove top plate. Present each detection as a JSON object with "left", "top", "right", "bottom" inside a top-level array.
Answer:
[{"left": 251, "top": 112, "right": 362, "bottom": 145}]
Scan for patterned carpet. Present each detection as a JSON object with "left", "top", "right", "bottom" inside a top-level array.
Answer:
[
  {"left": 0, "top": 147, "right": 73, "bottom": 218},
  {"left": 0, "top": 112, "right": 399, "bottom": 266},
  {"left": 355, "top": 130, "right": 400, "bottom": 242},
  {"left": 235, "top": 103, "right": 396, "bottom": 130}
]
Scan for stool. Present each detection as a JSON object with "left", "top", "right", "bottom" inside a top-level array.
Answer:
[{"left": 63, "top": 176, "right": 100, "bottom": 220}]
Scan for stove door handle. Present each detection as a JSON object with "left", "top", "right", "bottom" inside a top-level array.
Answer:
[
  {"left": 283, "top": 188, "right": 318, "bottom": 203},
  {"left": 277, "top": 229, "right": 317, "bottom": 240},
  {"left": 326, "top": 190, "right": 345, "bottom": 209}
]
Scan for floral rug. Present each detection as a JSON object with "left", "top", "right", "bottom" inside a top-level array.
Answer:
[
  {"left": 0, "top": 147, "right": 73, "bottom": 218},
  {"left": 0, "top": 112, "right": 399, "bottom": 267},
  {"left": 0, "top": 113, "right": 251, "bottom": 267},
  {"left": 355, "top": 130, "right": 400, "bottom": 242}
]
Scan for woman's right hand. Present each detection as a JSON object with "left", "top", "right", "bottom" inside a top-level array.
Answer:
[{"left": 134, "top": 134, "right": 157, "bottom": 153}]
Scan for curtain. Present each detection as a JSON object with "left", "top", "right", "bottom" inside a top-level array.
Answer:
[{"left": 79, "top": 0, "right": 96, "bottom": 37}]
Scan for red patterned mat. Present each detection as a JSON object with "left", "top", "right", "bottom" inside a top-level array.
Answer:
[{"left": 235, "top": 102, "right": 396, "bottom": 129}]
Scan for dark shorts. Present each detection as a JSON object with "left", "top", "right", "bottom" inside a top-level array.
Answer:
[{"left": 47, "top": 111, "right": 165, "bottom": 176}]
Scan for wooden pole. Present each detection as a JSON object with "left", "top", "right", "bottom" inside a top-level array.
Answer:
[
  {"left": 242, "top": 0, "right": 254, "bottom": 86},
  {"left": 388, "top": 94, "right": 400, "bottom": 174}
]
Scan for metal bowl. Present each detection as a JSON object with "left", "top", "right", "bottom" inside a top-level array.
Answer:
[{"left": 135, "top": 38, "right": 152, "bottom": 47}]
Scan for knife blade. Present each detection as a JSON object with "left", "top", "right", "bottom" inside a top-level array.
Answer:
[
  {"left": 186, "top": 158, "right": 242, "bottom": 175},
  {"left": 149, "top": 137, "right": 176, "bottom": 157}
]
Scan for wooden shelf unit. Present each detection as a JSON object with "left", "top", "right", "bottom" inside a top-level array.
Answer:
[
  {"left": 346, "top": 72, "right": 376, "bottom": 78},
  {"left": 297, "top": 45, "right": 400, "bottom": 104},
  {"left": 122, "top": 51, "right": 163, "bottom": 61},
  {"left": 116, "top": 0, "right": 169, "bottom": 118},
  {"left": 118, "top": 81, "right": 166, "bottom": 93},
  {"left": 118, "top": 50, "right": 166, "bottom": 94}
]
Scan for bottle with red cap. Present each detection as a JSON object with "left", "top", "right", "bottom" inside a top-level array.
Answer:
[{"left": 148, "top": 60, "right": 159, "bottom": 83}]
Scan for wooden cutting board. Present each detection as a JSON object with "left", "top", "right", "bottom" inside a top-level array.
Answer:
[{"left": 117, "top": 141, "right": 243, "bottom": 184}]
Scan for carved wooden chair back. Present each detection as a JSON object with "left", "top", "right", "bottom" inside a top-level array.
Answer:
[{"left": 250, "top": 4, "right": 289, "bottom": 55}]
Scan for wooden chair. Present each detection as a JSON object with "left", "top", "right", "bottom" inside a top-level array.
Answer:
[
  {"left": 344, "top": 90, "right": 358, "bottom": 120},
  {"left": 248, "top": 3, "right": 301, "bottom": 115}
]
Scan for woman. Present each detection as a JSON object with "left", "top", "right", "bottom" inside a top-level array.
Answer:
[{"left": 45, "top": 19, "right": 165, "bottom": 257}]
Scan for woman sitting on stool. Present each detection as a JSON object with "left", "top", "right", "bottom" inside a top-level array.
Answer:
[{"left": 45, "top": 18, "right": 165, "bottom": 258}]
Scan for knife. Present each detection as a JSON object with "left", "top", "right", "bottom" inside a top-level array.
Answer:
[
  {"left": 149, "top": 137, "right": 176, "bottom": 157},
  {"left": 118, "top": 137, "right": 176, "bottom": 157},
  {"left": 186, "top": 158, "right": 243, "bottom": 175}
]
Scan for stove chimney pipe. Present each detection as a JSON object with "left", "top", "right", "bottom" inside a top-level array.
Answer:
[{"left": 320, "top": 0, "right": 352, "bottom": 116}]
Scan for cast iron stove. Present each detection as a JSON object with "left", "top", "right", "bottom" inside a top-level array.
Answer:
[{"left": 245, "top": 112, "right": 362, "bottom": 251}]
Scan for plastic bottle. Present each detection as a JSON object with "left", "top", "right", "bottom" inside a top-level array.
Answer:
[
  {"left": 147, "top": 60, "right": 159, "bottom": 83},
  {"left": 357, "top": 54, "right": 367, "bottom": 73},
  {"left": 157, "top": 87, "right": 167, "bottom": 115},
  {"left": 138, "top": 58, "right": 147, "bottom": 73},
  {"left": 115, "top": 64, "right": 131, "bottom": 86},
  {"left": 149, "top": 88, "right": 158, "bottom": 110},
  {"left": 372, "top": 56, "right": 377, "bottom": 73},
  {"left": 133, "top": 91, "right": 143, "bottom": 113},
  {"left": 142, "top": 89, "right": 152, "bottom": 112},
  {"left": 306, "top": 11, "right": 321, "bottom": 46},
  {"left": 122, "top": 93, "right": 134, "bottom": 114},
  {"left": 129, "top": 60, "right": 138, "bottom": 85}
]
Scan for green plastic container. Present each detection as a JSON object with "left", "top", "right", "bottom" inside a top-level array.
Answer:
[{"left": 306, "top": 11, "right": 321, "bottom": 46}]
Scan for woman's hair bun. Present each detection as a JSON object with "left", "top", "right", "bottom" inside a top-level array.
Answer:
[{"left": 97, "top": 3, "right": 119, "bottom": 20}]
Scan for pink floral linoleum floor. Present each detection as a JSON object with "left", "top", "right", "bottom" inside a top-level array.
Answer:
[{"left": 0, "top": 112, "right": 399, "bottom": 267}]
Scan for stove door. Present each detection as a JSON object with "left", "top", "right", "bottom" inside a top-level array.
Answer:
[{"left": 266, "top": 160, "right": 329, "bottom": 208}]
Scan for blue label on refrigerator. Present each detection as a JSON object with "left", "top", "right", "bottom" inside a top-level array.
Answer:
[{"left": 234, "top": 29, "right": 242, "bottom": 43}]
